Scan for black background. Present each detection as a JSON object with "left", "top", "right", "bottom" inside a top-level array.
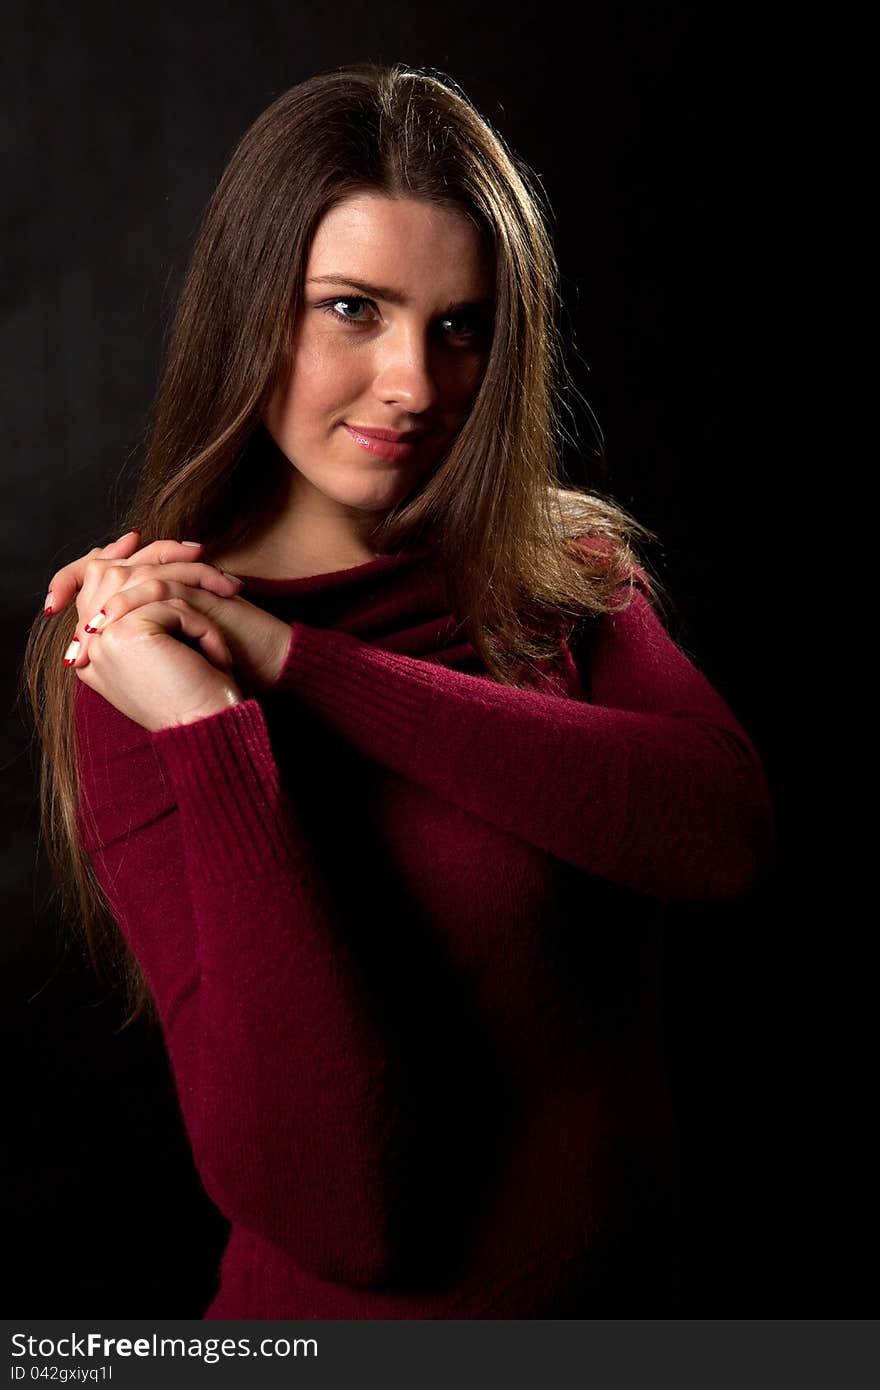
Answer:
[{"left": 3, "top": 2, "right": 796, "bottom": 1315}]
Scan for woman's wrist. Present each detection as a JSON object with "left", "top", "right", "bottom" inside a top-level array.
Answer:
[{"left": 162, "top": 682, "right": 245, "bottom": 730}]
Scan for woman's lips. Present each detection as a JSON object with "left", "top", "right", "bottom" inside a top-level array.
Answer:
[{"left": 342, "top": 423, "right": 425, "bottom": 462}]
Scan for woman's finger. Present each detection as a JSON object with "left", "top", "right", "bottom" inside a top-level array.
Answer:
[
  {"left": 101, "top": 599, "right": 234, "bottom": 671},
  {"left": 43, "top": 535, "right": 209, "bottom": 615},
  {"left": 73, "top": 561, "right": 241, "bottom": 631},
  {"left": 65, "top": 580, "right": 231, "bottom": 668},
  {"left": 44, "top": 530, "right": 142, "bottom": 614},
  {"left": 113, "top": 560, "right": 242, "bottom": 598}
]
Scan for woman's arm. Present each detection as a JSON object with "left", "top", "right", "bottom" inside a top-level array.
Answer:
[
  {"left": 271, "top": 583, "right": 775, "bottom": 902},
  {"left": 75, "top": 681, "right": 408, "bottom": 1286}
]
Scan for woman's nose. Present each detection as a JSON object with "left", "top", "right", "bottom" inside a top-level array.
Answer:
[{"left": 371, "top": 329, "right": 443, "bottom": 414}]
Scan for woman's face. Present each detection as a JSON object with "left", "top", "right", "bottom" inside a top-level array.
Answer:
[{"left": 264, "top": 193, "right": 495, "bottom": 521}]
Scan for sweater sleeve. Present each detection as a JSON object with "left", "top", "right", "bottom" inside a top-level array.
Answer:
[
  {"left": 74, "top": 681, "right": 407, "bottom": 1287},
  {"left": 271, "top": 583, "right": 776, "bottom": 903}
]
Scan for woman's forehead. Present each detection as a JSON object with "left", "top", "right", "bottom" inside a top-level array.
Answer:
[{"left": 306, "top": 194, "right": 493, "bottom": 295}]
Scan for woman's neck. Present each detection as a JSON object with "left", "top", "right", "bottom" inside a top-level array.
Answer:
[{"left": 210, "top": 532, "right": 384, "bottom": 581}]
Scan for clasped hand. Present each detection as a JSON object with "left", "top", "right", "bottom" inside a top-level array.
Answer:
[{"left": 46, "top": 530, "right": 294, "bottom": 732}]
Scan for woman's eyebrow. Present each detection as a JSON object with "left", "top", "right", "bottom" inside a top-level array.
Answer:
[{"left": 307, "top": 274, "right": 493, "bottom": 311}]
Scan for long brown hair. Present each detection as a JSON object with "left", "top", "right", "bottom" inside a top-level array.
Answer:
[{"left": 21, "top": 61, "right": 667, "bottom": 1030}]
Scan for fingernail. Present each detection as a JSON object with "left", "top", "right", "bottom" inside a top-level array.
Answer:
[
  {"left": 119, "top": 529, "right": 140, "bottom": 540},
  {"left": 220, "top": 569, "right": 243, "bottom": 583},
  {"left": 84, "top": 609, "right": 107, "bottom": 633},
  {"left": 181, "top": 541, "right": 202, "bottom": 547},
  {"left": 43, "top": 591, "right": 53, "bottom": 615},
  {"left": 63, "top": 638, "right": 80, "bottom": 665}
]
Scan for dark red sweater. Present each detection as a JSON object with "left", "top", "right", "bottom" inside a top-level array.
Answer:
[{"left": 74, "top": 537, "right": 774, "bottom": 1317}]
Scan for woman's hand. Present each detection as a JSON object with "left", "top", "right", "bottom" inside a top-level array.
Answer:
[
  {"left": 46, "top": 530, "right": 295, "bottom": 695},
  {"left": 72, "top": 598, "right": 246, "bottom": 733},
  {"left": 45, "top": 529, "right": 243, "bottom": 634}
]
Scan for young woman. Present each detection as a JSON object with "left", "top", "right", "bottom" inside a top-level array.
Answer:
[{"left": 22, "top": 62, "right": 775, "bottom": 1317}]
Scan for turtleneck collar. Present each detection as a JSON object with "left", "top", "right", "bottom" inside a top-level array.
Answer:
[{"left": 235, "top": 537, "right": 438, "bottom": 597}]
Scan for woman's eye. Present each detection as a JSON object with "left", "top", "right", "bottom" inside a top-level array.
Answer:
[
  {"left": 326, "top": 296, "right": 372, "bottom": 323},
  {"left": 320, "top": 297, "right": 488, "bottom": 343},
  {"left": 441, "top": 312, "right": 484, "bottom": 340}
]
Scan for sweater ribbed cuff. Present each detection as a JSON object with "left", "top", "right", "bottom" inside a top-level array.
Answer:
[{"left": 150, "top": 698, "right": 298, "bottom": 888}]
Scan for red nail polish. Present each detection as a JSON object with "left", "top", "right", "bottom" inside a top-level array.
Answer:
[{"left": 84, "top": 609, "right": 107, "bottom": 633}]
